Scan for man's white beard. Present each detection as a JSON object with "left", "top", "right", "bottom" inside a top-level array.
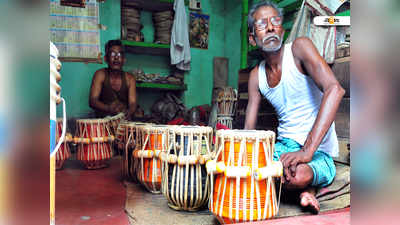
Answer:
[{"left": 255, "top": 34, "right": 283, "bottom": 53}]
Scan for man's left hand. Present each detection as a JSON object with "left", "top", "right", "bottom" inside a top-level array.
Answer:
[{"left": 280, "top": 149, "right": 313, "bottom": 180}]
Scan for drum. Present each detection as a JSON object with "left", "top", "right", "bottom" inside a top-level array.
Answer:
[
  {"left": 206, "top": 130, "right": 283, "bottom": 224},
  {"left": 216, "top": 116, "right": 233, "bottom": 129},
  {"left": 115, "top": 120, "right": 130, "bottom": 151},
  {"left": 215, "top": 87, "right": 238, "bottom": 116},
  {"left": 55, "top": 119, "right": 73, "bottom": 170},
  {"left": 133, "top": 125, "right": 169, "bottom": 193},
  {"left": 122, "top": 122, "right": 153, "bottom": 181},
  {"left": 160, "top": 125, "right": 213, "bottom": 211},
  {"left": 106, "top": 112, "right": 125, "bottom": 135},
  {"left": 74, "top": 119, "right": 114, "bottom": 169}
]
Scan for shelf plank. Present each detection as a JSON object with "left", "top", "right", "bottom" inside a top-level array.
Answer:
[
  {"left": 122, "top": 0, "right": 173, "bottom": 12},
  {"left": 122, "top": 40, "right": 170, "bottom": 56},
  {"left": 136, "top": 82, "right": 187, "bottom": 91}
]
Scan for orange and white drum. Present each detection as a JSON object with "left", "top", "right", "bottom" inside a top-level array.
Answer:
[
  {"left": 122, "top": 122, "right": 154, "bottom": 181},
  {"left": 206, "top": 130, "right": 283, "bottom": 224},
  {"left": 55, "top": 118, "right": 72, "bottom": 170},
  {"left": 160, "top": 125, "right": 213, "bottom": 211},
  {"left": 74, "top": 119, "right": 114, "bottom": 169},
  {"left": 133, "top": 125, "right": 169, "bottom": 193}
]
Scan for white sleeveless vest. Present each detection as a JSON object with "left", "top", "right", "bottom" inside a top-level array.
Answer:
[{"left": 258, "top": 43, "right": 339, "bottom": 157}]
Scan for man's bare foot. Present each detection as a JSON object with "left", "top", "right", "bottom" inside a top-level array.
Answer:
[{"left": 300, "top": 191, "right": 320, "bottom": 214}]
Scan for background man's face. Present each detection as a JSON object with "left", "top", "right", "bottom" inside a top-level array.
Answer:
[
  {"left": 107, "top": 45, "right": 125, "bottom": 70},
  {"left": 253, "top": 6, "right": 284, "bottom": 52}
]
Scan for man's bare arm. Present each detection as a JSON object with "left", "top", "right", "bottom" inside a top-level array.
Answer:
[
  {"left": 280, "top": 37, "right": 345, "bottom": 172},
  {"left": 126, "top": 72, "right": 137, "bottom": 119},
  {"left": 244, "top": 67, "right": 261, "bottom": 130},
  {"left": 89, "top": 69, "right": 111, "bottom": 113}
]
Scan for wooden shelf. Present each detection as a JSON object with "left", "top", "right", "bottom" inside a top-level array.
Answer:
[
  {"left": 136, "top": 82, "right": 187, "bottom": 91},
  {"left": 122, "top": 40, "right": 170, "bottom": 56},
  {"left": 122, "top": 0, "right": 173, "bottom": 12}
]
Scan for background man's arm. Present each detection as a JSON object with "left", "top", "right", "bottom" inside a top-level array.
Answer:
[
  {"left": 281, "top": 37, "right": 345, "bottom": 176},
  {"left": 126, "top": 73, "right": 137, "bottom": 119},
  {"left": 89, "top": 70, "right": 112, "bottom": 113},
  {"left": 244, "top": 68, "right": 261, "bottom": 130}
]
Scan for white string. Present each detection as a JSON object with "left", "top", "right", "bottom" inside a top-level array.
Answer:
[{"left": 51, "top": 98, "right": 66, "bottom": 158}]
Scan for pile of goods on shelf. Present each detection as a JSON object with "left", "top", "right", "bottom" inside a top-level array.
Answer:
[
  {"left": 121, "top": 6, "right": 144, "bottom": 42},
  {"left": 131, "top": 68, "right": 184, "bottom": 85},
  {"left": 152, "top": 10, "right": 174, "bottom": 44}
]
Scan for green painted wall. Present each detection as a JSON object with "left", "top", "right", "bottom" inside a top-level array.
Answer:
[
  {"left": 58, "top": 0, "right": 243, "bottom": 118},
  {"left": 224, "top": 0, "right": 242, "bottom": 89}
]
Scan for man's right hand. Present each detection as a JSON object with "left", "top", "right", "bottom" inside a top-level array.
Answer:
[{"left": 108, "top": 101, "right": 125, "bottom": 114}]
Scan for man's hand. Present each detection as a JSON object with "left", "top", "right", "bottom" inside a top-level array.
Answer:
[
  {"left": 280, "top": 149, "right": 313, "bottom": 182},
  {"left": 108, "top": 101, "right": 125, "bottom": 114}
]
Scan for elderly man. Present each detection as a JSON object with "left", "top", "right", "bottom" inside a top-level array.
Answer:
[
  {"left": 89, "top": 40, "right": 137, "bottom": 119},
  {"left": 244, "top": 1, "right": 345, "bottom": 213}
]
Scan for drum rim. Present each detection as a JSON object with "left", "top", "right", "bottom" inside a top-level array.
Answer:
[
  {"left": 76, "top": 118, "right": 109, "bottom": 123},
  {"left": 169, "top": 125, "right": 213, "bottom": 134},
  {"left": 125, "top": 122, "right": 154, "bottom": 128},
  {"left": 216, "top": 129, "right": 275, "bottom": 139}
]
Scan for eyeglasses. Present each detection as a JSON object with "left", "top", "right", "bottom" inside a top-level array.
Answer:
[
  {"left": 109, "top": 51, "right": 124, "bottom": 57},
  {"left": 253, "top": 16, "right": 283, "bottom": 31}
]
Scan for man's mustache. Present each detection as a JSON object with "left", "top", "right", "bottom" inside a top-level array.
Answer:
[{"left": 262, "top": 34, "right": 281, "bottom": 43}]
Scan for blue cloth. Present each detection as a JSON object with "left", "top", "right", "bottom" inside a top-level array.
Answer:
[{"left": 273, "top": 137, "right": 336, "bottom": 187}]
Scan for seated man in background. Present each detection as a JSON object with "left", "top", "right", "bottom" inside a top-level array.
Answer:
[
  {"left": 89, "top": 40, "right": 137, "bottom": 119},
  {"left": 244, "top": 1, "right": 345, "bottom": 213}
]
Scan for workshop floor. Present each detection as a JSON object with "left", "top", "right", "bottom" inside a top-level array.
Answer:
[{"left": 55, "top": 156, "right": 349, "bottom": 225}]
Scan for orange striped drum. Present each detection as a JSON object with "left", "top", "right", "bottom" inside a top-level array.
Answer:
[
  {"left": 206, "top": 130, "right": 283, "bottom": 224},
  {"left": 74, "top": 119, "right": 114, "bottom": 169},
  {"left": 134, "top": 125, "right": 169, "bottom": 193},
  {"left": 122, "top": 122, "right": 154, "bottom": 181},
  {"left": 55, "top": 119, "right": 72, "bottom": 170}
]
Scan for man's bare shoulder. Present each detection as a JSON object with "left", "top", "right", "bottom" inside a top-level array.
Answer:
[
  {"left": 93, "top": 68, "right": 107, "bottom": 80},
  {"left": 292, "top": 37, "right": 315, "bottom": 56},
  {"left": 125, "top": 72, "right": 136, "bottom": 82},
  {"left": 249, "top": 65, "right": 259, "bottom": 81}
]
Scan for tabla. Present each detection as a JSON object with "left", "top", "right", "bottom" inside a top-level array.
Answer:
[
  {"left": 215, "top": 87, "right": 238, "bottom": 116},
  {"left": 115, "top": 120, "right": 130, "bottom": 151},
  {"left": 133, "top": 125, "right": 169, "bottom": 193},
  {"left": 106, "top": 112, "right": 125, "bottom": 135},
  {"left": 216, "top": 116, "right": 233, "bottom": 129},
  {"left": 74, "top": 119, "right": 114, "bottom": 169},
  {"left": 160, "top": 125, "right": 213, "bottom": 211},
  {"left": 122, "top": 122, "right": 154, "bottom": 181},
  {"left": 206, "top": 130, "right": 283, "bottom": 224},
  {"left": 55, "top": 119, "right": 73, "bottom": 170}
]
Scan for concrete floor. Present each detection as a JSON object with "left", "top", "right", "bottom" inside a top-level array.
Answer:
[{"left": 55, "top": 156, "right": 349, "bottom": 225}]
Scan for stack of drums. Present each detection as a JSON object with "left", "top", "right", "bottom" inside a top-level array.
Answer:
[
  {"left": 74, "top": 119, "right": 114, "bottom": 169},
  {"left": 152, "top": 10, "right": 173, "bottom": 44},
  {"left": 133, "top": 125, "right": 170, "bottom": 193},
  {"left": 215, "top": 87, "right": 238, "bottom": 129},
  {"left": 55, "top": 118, "right": 73, "bottom": 170},
  {"left": 121, "top": 6, "right": 143, "bottom": 41},
  {"left": 121, "top": 122, "right": 154, "bottom": 182},
  {"left": 160, "top": 126, "right": 213, "bottom": 211},
  {"left": 206, "top": 129, "right": 283, "bottom": 224}
]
